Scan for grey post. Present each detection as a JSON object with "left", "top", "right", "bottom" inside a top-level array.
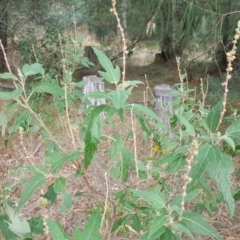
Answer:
[{"left": 154, "top": 84, "right": 174, "bottom": 129}]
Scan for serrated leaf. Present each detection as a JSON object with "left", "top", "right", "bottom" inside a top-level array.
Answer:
[
  {"left": 148, "top": 215, "right": 167, "bottom": 238},
  {"left": 33, "top": 81, "right": 63, "bottom": 96},
  {"left": 22, "top": 63, "right": 44, "bottom": 76},
  {"left": 6, "top": 204, "right": 31, "bottom": 237},
  {"left": 0, "top": 72, "right": 18, "bottom": 80},
  {"left": 83, "top": 105, "right": 114, "bottom": 168},
  {"left": 205, "top": 99, "right": 222, "bottom": 132},
  {"left": 73, "top": 208, "right": 101, "bottom": 240},
  {"left": 0, "top": 214, "right": 18, "bottom": 239},
  {"left": 46, "top": 218, "right": 68, "bottom": 240},
  {"left": 181, "top": 211, "right": 223, "bottom": 239},
  {"left": 130, "top": 189, "right": 165, "bottom": 209},
  {"left": 92, "top": 47, "right": 120, "bottom": 84},
  {"left": 190, "top": 145, "right": 213, "bottom": 186},
  {"left": 0, "top": 89, "right": 22, "bottom": 100},
  {"left": 175, "top": 113, "right": 195, "bottom": 136},
  {"left": 226, "top": 118, "right": 240, "bottom": 140},
  {"left": 190, "top": 145, "right": 234, "bottom": 216},
  {"left": 206, "top": 146, "right": 235, "bottom": 217},
  {"left": 16, "top": 173, "right": 46, "bottom": 211}
]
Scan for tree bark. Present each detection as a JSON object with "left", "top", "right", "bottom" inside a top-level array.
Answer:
[{"left": 0, "top": 0, "right": 8, "bottom": 73}]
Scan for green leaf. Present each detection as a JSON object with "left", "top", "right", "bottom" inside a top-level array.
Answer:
[
  {"left": 190, "top": 145, "right": 213, "bottom": 186},
  {"left": 148, "top": 215, "right": 167, "bottom": 239},
  {"left": 54, "top": 177, "right": 67, "bottom": 193},
  {"left": 46, "top": 218, "right": 68, "bottom": 240},
  {"left": 131, "top": 214, "right": 141, "bottom": 232},
  {"left": 234, "top": 190, "right": 240, "bottom": 201},
  {"left": 22, "top": 63, "right": 44, "bottom": 76},
  {"left": 190, "top": 145, "right": 234, "bottom": 217},
  {"left": 119, "top": 80, "right": 143, "bottom": 90},
  {"left": 42, "top": 183, "right": 57, "bottom": 205},
  {"left": 0, "top": 89, "right": 23, "bottom": 100},
  {"left": 130, "top": 189, "right": 165, "bottom": 210},
  {"left": 108, "top": 90, "right": 129, "bottom": 109},
  {"left": 0, "top": 102, "right": 18, "bottom": 136},
  {"left": 50, "top": 149, "right": 81, "bottom": 173},
  {"left": 33, "top": 81, "right": 64, "bottom": 96},
  {"left": 141, "top": 227, "right": 166, "bottom": 240},
  {"left": 205, "top": 99, "right": 222, "bottom": 132},
  {"left": 175, "top": 113, "right": 195, "bottom": 136},
  {"left": 73, "top": 208, "right": 101, "bottom": 240},
  {"left": 126, "top": 103, "right": 165, "bottom": 129},
  {"left": 226, "top": 118, "right": 240, "bottom": 140},
  {"left": 83, "top": 105, "right": 114, "bottom": 168},
  {"left": 6, "top": 204, "right": 31, "bottom": 237},
  {"left": 92, "top": 47, "right": 120, "bottom": 84},
  {"left": 220, "top": 135, "right": 235, "bottom": 151},
  {"left": 185, "top": 189, "right": 203, "bottom": 202},
  {"left": 28, "top": 216, "right": 44, "bottom": 235},
  {"left": 0, "top": 214, "right": 18, "bottom": 240},
  {"left": 206, "top": 146, "right": 235, "bottom": 217},
  {"left": 60, "top": 192, "right": 72, "bottom": 212},
  {"left": 161, "top": 228, "right": 180, "bottom": 240},
  {"left": 181, "top": 210, "right": 223, "bottom": 239},
  {"left": 0, "top": 72, "right": 18, "bottom": 80},
  {"left": 172, "top": 223, "right": 194, "bottom": 239},
  {"left": 17, "top": 173, "right": 46, "bottom": 211}
]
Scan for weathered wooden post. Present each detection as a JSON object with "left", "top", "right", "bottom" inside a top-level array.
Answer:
[
  {"left": 83, "top": 75, "right": 106, "bottom": 107},
  {"left": 154, "top": 84, "right": 175, "bottom": 129}
]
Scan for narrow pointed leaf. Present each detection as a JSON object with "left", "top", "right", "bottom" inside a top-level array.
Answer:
[
  {"left": 16, "top": 173, "right": 46, "bottom": 211},
  {"left": 181, "top": 211, "right": 223, "bottom": 239},
  {"left": 205, "top": 99, "right": 222, "bottom": 132},
  {"left": 172, "top": 223, "right": 194, "bottom": 240},
  {"left": 22, "top": 63, "right": 44, "bottom": 76},
  {"left": 46, "top": 218, "right": 68, "bottom": 240},
  {"left": 148, "top": 215, "right": 167, "bottom": 238},
  {"left": 0, "top": 89, "right": 22, "bottom": 100},
  {"left": 0, "top": 72, "right": 18, "bottom": 80},
  {"left": 78, "top": 209, "right": 101, "bottom": 240},
  {"left": 175, "top": 113, "right": 195, "bottom": 136}
]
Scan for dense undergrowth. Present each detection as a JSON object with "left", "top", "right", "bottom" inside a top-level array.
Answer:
[{"left": 0, "top": 6, "right": 240, "bottom": 240}]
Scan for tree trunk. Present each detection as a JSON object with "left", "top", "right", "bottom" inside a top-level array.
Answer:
[
  {"left": 0, "top": 0, "right": 8, "bottom": 73},
  {"left": 215, "top": 0, "right": 232, "bottom": 70}
]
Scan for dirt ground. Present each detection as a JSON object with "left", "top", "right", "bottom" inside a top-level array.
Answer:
[{"left": 1, "top": 61, "right": 240, "bottom": 240}]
